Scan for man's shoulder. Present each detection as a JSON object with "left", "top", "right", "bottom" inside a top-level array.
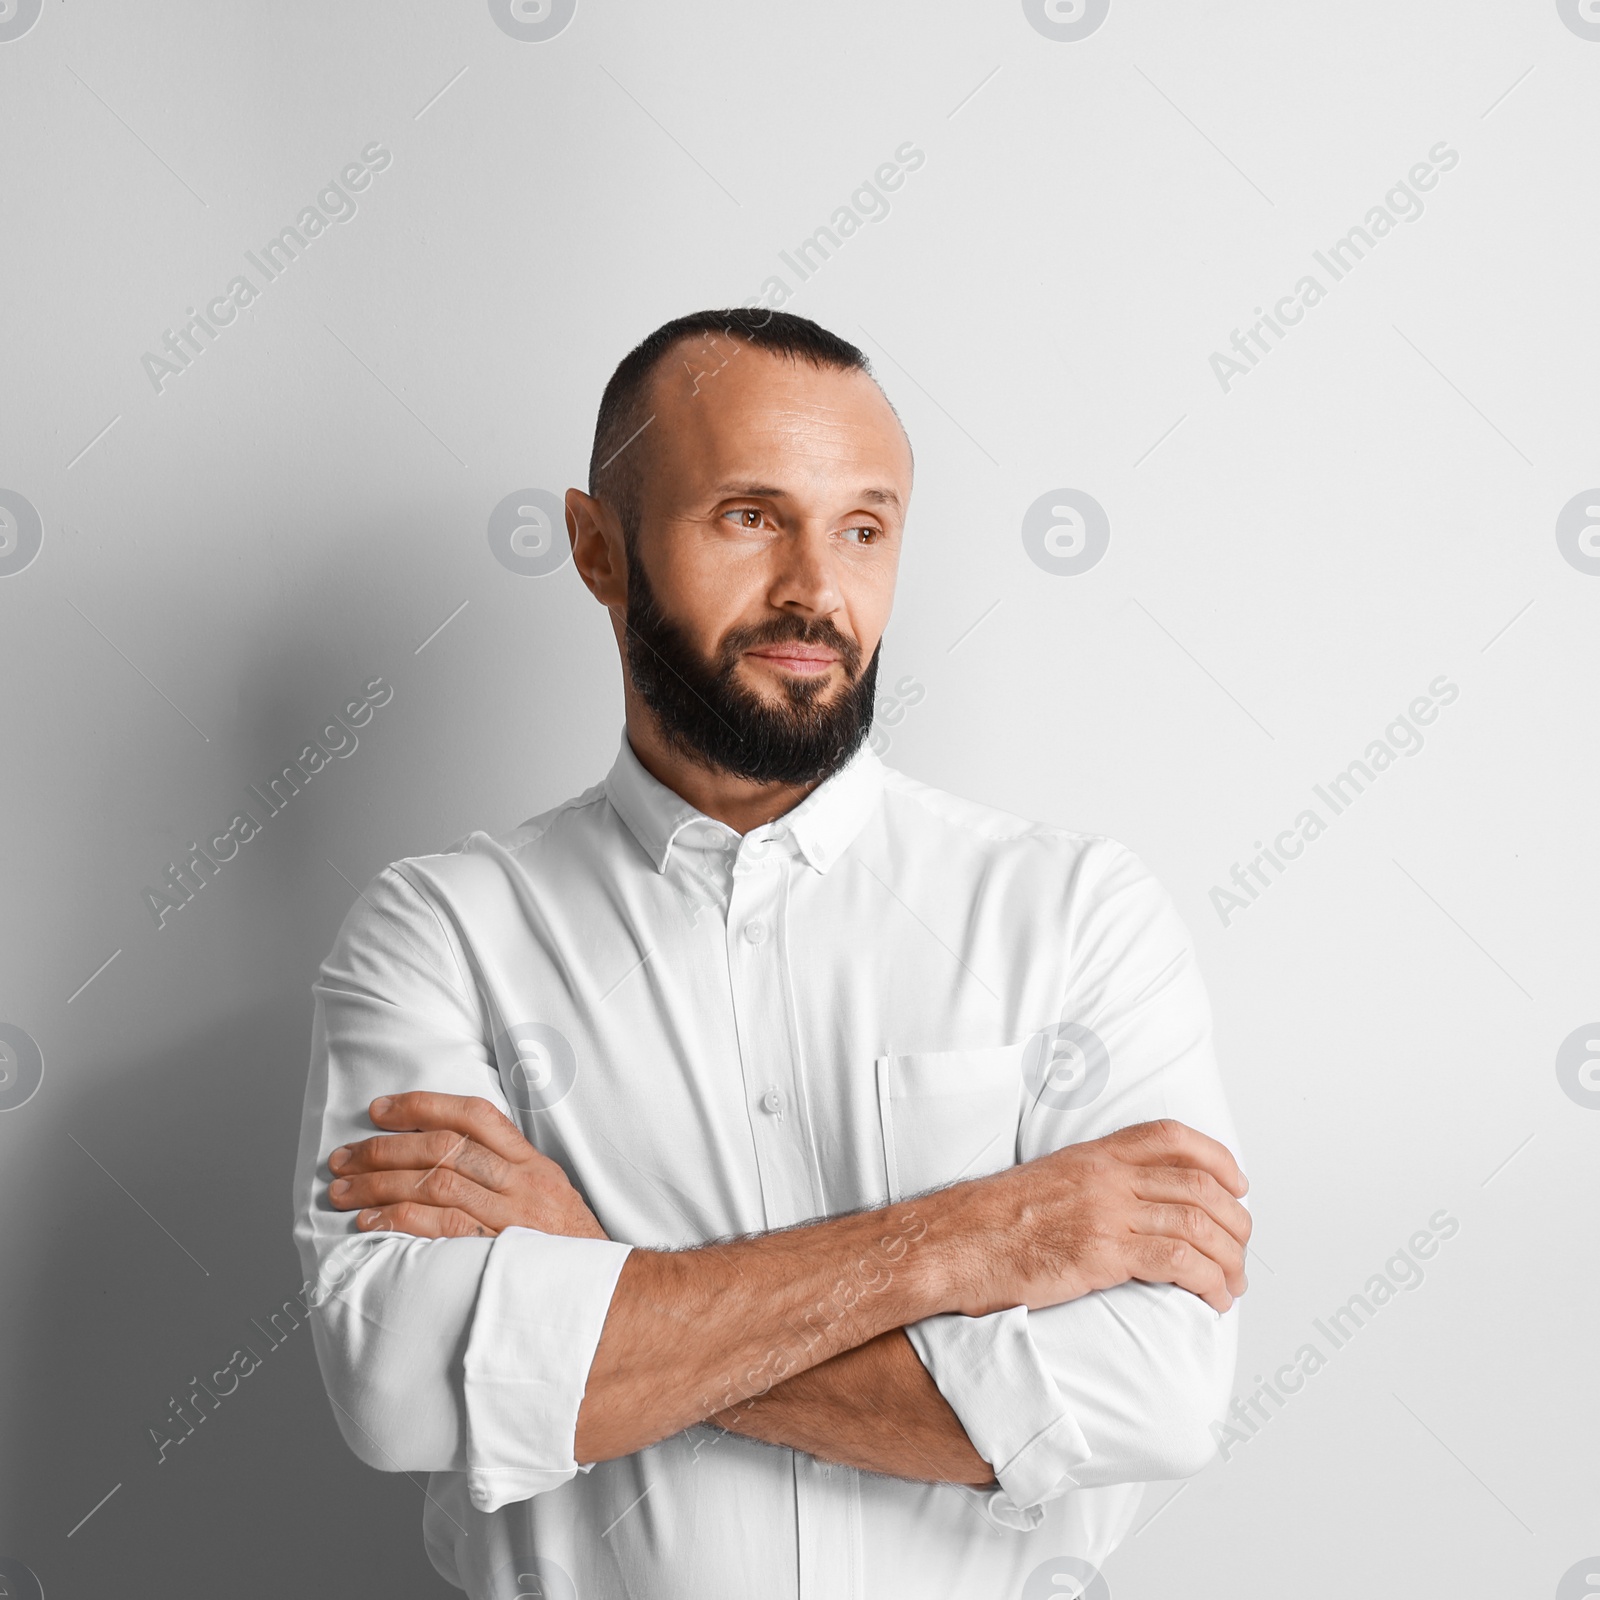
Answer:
[
  {"left": 877, "top": 766, "right": 1191, "bottom": 953},
  {"left": 318, "top": 780, "right": 620, "bottom": 984},
  {"left": 877, "top": 763, "right": 1133, "bottom": 876},
  {"left": 366, "top": 779, "right": 616, "bottom": 911},
  {"left": 477, "top": 777, "right": 615, "bottom": 861}
]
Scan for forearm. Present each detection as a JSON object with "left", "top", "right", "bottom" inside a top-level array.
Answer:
[
  {"left": 713, "top": 1328, "right": 996, "bottom": 1487},
  {"left": 575, "top": 1199, "right": 949, "bottom": 1462},
  {"left": 574, "top": 1117, "right": 1249, "bottom": 1465}
]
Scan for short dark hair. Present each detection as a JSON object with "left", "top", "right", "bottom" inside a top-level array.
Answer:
[{"left": 587, "top": 308, "right": 876, "bottom": 539}]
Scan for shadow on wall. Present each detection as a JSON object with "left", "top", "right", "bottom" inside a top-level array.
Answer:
[
  {"left": 18, "top": 998, "right": 461, "bottom": 1595},
  {"left": 15, "top": 542, "right": 473, "bottom": 1594}
]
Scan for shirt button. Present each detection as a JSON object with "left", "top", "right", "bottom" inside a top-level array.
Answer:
[
  {"left": 761, "top": 1089, "right": 785, "bottom": 1115},
  {"left": 743, "top": 920, "right": 768, "bottom": 945}
]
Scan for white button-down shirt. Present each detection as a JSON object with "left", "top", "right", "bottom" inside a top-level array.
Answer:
[{"left": 292, "top": 731, "right": 1244, "bottom": 1599}]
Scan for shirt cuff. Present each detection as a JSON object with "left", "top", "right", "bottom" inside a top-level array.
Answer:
[
  {"left": 905, "top": 1306, "right": 1093, "bottom": 1532},
  {"left": 461, "top": 1227, "right": 634, "bottom": 1513}
]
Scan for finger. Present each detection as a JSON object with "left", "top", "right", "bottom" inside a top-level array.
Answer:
[
  {"left": 354, "top": 1201, "right": 495, "bottom": 1240},
  {"left": 367, "top": 1091, "right": 530, "bottom": 1164},
  {"left": 1109, "top": 1119, "right": 1248, "bottom": 1197},
  {"left": 1124, "top": 1232, "right": 1236, "bottom": 1313},
  {"left": 1128, "top": 1164, "right": 1253, "bottom": 1248},
  {"left": 331, "top": 1166, "right": 503, "bottom": 1226},
  {"left": 1127, "top": 1201, "right": 1249, "bottom": 1298},
  {"left": 331, "top": 1130, "right": 511, "bottom": 1191}
]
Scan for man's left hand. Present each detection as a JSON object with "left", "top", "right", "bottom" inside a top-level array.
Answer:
[{"left": 326, "top": 1090, "right": 609, "bottom": 1240}]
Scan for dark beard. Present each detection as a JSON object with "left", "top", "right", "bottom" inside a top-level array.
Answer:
[{"left": 623, "top": 537, "right": 881, "bottom": 787}]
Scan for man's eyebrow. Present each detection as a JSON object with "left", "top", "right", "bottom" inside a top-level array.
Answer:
[
  {"left": 710, "top": 482, "right": 903, "bottom": 511},
  {"left": 711, "top": 482, "right": 787, "bottom": 500}
]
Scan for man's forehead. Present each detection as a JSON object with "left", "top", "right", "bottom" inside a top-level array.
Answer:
[{"left": 646, "top": 342, "right": 911, "bottom": 474}]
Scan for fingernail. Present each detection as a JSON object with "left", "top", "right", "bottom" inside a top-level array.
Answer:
[
  {"left": 358, "top": 1209, "right": 380, "bottom": 1228},
  {"left": 329, "top": 1146, "right": 349, "bottom": 1170},
  {"left": 330, "top": 1178, "right": 350, "bottom": 1199},
  {"left": 371, "top": 1097, "right": 392, "bottom": 1116}
]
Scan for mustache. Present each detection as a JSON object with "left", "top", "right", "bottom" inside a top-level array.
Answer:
[{"left": 719, "top": 615, "right": 863, "bottom": 677}]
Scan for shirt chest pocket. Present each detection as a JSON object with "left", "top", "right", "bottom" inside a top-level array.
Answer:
[{"left": 874, "top": 1042, "right": 1027, "bottom": 1203}]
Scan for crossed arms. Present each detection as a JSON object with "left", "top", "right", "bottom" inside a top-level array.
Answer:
[
  {"left": 323, "top": 1090, "right": 1249, "bottom": 1486},
  {"left": 296, "top": 855, "right": 1250, "bottom": 1515}
]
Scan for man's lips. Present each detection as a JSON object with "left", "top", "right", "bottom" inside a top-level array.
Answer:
[{"left": 745, "top": 645, "right": 840, "bottom": 675}]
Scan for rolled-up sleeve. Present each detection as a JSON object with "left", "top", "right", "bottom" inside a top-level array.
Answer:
[
  {"left": 291, "top": 863, "right": 632, "bottom": 1514},
  {"left": 905, "top": 840, "right": 1245, "bottom": 1529}
]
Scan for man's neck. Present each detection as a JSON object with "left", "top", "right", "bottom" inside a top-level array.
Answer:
[{"left": 622, "top": 702, "right": 824, "bottom": 836}]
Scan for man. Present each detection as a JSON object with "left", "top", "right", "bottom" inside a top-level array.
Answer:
[{"left": 292, "top": 309, "right": 1251, "bottom": 1599}]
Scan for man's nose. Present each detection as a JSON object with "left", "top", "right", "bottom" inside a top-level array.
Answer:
[{"left": 768, "top": 524, "right": 842, "bottom": 619}]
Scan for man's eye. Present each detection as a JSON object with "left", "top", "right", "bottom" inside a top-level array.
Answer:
[
  {"left": 841, "top": 525, "right": 880, "bottom": 544},
  {"left": 724, "top": 508, "right": 764, "bottom": 529}
]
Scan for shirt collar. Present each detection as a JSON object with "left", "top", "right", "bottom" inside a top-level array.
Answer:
[{"left": 604, "top": 728, "right": 885, "bottom": 876}]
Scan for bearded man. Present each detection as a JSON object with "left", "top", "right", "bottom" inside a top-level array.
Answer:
[{"left": 292, "top": 308, "right": 1250, "bottom": 1600}]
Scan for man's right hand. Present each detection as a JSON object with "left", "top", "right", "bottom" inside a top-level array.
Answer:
[{"left": 942, "top": 1118, "right": 1251, "bottom": 1318}]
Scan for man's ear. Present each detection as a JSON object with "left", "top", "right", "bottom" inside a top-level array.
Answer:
[{"left": 566, "top": 488, "right": 627, "bottom": 609}]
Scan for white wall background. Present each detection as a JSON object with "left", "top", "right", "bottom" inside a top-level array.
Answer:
[{"left": 1, "top": 0, "right": 1596, "bottom": 1595}]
